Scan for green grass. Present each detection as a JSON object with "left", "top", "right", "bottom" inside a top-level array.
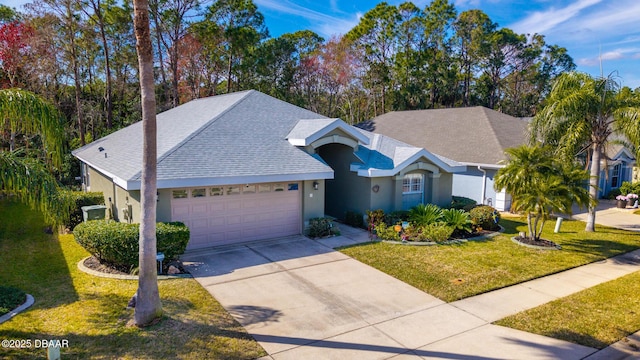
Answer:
[
  {"left": 340, "top": 217, "right": 640, "bottom": 302},
  {"left": 495, "top": 271, "right": 640, "bottom": 349},
  {"left": 0, "top": 200, "right": 266, "bottom": 359},
  {"left": 0, "top": 286, "right": 26, "bottom": 316}
]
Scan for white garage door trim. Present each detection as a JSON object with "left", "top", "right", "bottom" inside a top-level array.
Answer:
[{"left": 171, "top": 182, "right": 301, "bottom": 249}]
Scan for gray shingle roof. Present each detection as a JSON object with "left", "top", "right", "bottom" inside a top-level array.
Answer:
[
  {"left": 73, "top": 90, "right": 334, "bottom": 189},
  {"left": 362, "top": 107, "right": 529, "bottom": 166}
]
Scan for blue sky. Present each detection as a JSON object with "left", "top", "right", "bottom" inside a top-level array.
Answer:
[
  {"left": 5, "top": 0, "right": 640, "bottom": 88},
  {"left": 252, "top": 0, "right": 640, "bottom": 89}
]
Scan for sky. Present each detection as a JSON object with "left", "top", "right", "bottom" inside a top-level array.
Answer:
[{"left": 4, "top": 0, "right": 640, "bottom": 88}]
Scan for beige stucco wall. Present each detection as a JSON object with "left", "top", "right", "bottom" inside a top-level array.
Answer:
[
  {"left": 86, "top": 167, "right": 143, "bottom": 223},
  {"left": 432, "top": 172, "right": 453, "bottom": 207},
  {"left": 302, "top": 179, "right": 325, "bottom": 226}
]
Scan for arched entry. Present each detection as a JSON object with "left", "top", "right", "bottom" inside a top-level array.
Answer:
[{"left": 315, "top": 142, "right": 365, "bottom": 219}]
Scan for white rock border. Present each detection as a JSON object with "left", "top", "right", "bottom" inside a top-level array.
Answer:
[
  {"left": 0, "top": 294, "right": 34, "bottom": 325},
  {"left": 77, "top": 257, "right": 192, "bottom": 280}
]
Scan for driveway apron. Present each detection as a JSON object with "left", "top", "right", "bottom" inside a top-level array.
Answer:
[{"left": 182, "top": 232, "right": 596, "bottom": 359}]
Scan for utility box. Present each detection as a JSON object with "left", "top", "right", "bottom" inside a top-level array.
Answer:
[{"left": 81, "top": 205, "right": 107, "bottom": 222}]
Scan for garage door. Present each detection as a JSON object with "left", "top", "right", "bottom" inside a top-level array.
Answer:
[{"left": 171, "top": 183, "right": 301, "bottom": 249}]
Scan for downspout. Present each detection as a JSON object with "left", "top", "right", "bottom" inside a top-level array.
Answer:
[{"left": 478, "top": 166, "right": 487, "bottom": 205}]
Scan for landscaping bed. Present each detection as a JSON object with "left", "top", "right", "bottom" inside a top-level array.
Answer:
[
  {"left": 340, "top": 217, "right": 640, "bottom": 302},
  {"left": 0, "top": 286, "right": 26, "bottom": 317},
  {"left": 0, "top": 200, "right": 265, "bottom": 359}
]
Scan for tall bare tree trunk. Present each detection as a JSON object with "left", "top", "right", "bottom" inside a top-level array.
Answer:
[
  {"left": 133, "top": 0, "right": 162, "bottom": 326},
  {"left": 586, "top": 142, "right": 601, "bottom": 232}
]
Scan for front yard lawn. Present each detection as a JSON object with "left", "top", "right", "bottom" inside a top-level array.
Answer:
[
  {"left": 0, "top": 200, "right": 266, "bottom": 359},
  {"left": 495, "top": 271, "right": 640, "bottom": 349},
  {"left": 340, "top": 217, "right": 640, "bottom": 302}
]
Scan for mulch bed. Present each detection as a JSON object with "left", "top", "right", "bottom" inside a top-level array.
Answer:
[
  {"left": 83, "top": 256, "right": 186, "bottom": 275},
  {"left": 513, "top": 236, "right": 561, "bottom": 249}
]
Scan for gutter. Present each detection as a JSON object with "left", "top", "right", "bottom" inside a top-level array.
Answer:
[{"left": 478, "top": 166, "right": 487, "bottom": 205}]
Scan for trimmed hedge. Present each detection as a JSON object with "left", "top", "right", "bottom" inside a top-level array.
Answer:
[
  {"left": 63, "top": 191, "right": 105, "bottom": 230},
  {"left": 73, "top": 221, "right": 190, "bottom": 271},
  {"left": 306, "top": 217, "right": 339, "bottom": 238}
]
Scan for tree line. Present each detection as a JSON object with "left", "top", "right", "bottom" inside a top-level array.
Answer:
[{"left": 2, "top": 0, "right": 578, "bottom": 151}]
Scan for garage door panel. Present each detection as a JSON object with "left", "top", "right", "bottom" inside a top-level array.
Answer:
[{"left": 172, "top": 183, "right": 301, "bottom": 249}]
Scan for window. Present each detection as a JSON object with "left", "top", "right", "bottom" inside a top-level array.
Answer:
[
  {"left": 288, "top": 183, "right": 299, "bottom": 191},
  {"left": 172, "top": 189, "right": 188, "bottom": 199},
  {"left": 612, "top": 164, "right": 622, "bottom": 188},
  {"left": 258, "top": 184, "right": 271, "bottom": 193},
  {"left": 227, "top": 186, "right": 241, "bottom": 195},
  {"left": 192, "top": 188, "right": 206, "bottom": 198},
  {"left": 243, "top": 185, "right": 256, "bottom": 194},
  {"left": 274, "top": 183, "right": 285, "bottom": 192},
  {"left": 210, "top": 187, "right": 224, "bottom": 196},
  {"left": 402, "top": 174, "right": 423, "bottom": 194}
]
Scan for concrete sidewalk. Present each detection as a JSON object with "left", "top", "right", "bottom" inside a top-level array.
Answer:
[
  {"left": 183, "top": 222, "right": 640, "bottom": 359},
  {"left": 572, "top": 199, "right": 640, "bottom": 232}
]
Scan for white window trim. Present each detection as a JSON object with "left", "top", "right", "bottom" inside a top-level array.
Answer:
[{"left": 402, "top": 173, "right": 423, "bottom": 194}]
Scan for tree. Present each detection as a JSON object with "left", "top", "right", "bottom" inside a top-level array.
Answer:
[
  {"left": 531, "top": 72, "right": 640, "bottom": 232},
  {"left": 132, "top": 0, "right": 162, "bottom": 326},
  {"left": 0, "top": 88, "right": 69, "bottom": 225},
  {"left": 494, "top": 145, "right": 590, "bottom": 241}
]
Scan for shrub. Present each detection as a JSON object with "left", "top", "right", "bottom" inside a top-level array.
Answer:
[
  {"left": 421, "top": 223, "right": 454, "bottom": 243},
  {"left": 344, "top": 211, "right": 364, "bottom": 228},
  {"left": 374, "top": 223, "right": 401, "bottom": 241},
  {"left": 62, "top": 191, "right": 105, "bottom": 230},
  {"left": 620, "top": 181, "right": 640, "bottom": 196},
  {"left": 384, "top": 210, "right": 410, "bottom": 226},
  {"left": 409, "top": 204, "right": 443, "bottom": 226},
  {"left": 366, "top": 209, "right": 385, "bottom": 228},
  {"left": 605, "top": 188, "right": 622, "bottom": 199},
  {"left": 0, "top": 286, "right": 26, "bottom": 316},
  {"left": 307, "top": 217, "right": 338, "bottom": 238},
  {"left": 73, "top": 221, "right": 189, "bottom": 271},
  {"left": 450, "top": 196, "right": 476, "bottom": 210},
  {"left": 470, "top": 205, "right": 500, "bottom": 231},
  {"left": 441, "top": 209, "right": 473, "bottom": 236}
]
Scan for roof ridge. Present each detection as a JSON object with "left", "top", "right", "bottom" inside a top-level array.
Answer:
[
  {"left": 150, "top": 91, "right": 254, "bottom": 174},
  {"left": 479, "top": 106, "right": 508, "bottom": 151}
]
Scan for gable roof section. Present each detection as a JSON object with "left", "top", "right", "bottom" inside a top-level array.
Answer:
[
  {"left": 287, "top": 118, "right": 370, "bottom": 146},
  {"left": 363, "top": 106, "right": 528, "bottom": 167},
  {"left": 73, "top": 90, "right": 334, "bottom": 190},
  {"left": 352, "top": 129, "right": 465, "bottom": 177}
]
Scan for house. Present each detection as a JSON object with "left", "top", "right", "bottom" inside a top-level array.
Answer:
[
  {"left": 599, "top": 142, "right": 636, "bottom": 197},
  {"left": 73, "top": 90, "right": 464, "bottom": 249},
  {"left": 360, "top": 106, "right": 529, "bottom": 211}
]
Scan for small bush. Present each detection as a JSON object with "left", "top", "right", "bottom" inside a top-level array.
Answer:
[
  {"left": 409, "top": 204, "right": 443, "bottom": 226},
  {"left": 366, "top": 209, "right": 385, "bottom": 228},
  {"left": 470, "top": 205, "right": 500, "bottom": 231},
  {"left": 307, "top": 217, "right": 338, "bottom": 238},
  {"left": 0, "top": 286, "right": 26, "bottom": 316},
  {"left": 450, "top": 196, "right": 477, "bottom": 210},
  {"left": 421, "top": 223, "right": 454, "bottom": 243},
  {"left": 605, "top": 188, "right": 622, "bottom": 199},
  {"left": 63, "top": 191, "right": 105, "bottom": 230},
  {"left": 620, "top": 181, "right": 640, "bottom": 196},
  {"left": 441, "top": 209, "right": 473, "bottom": 236},
  {"left": 344, "top": 211, "right": 364, "bottom": 228},
  {"left": 384, "top": 210, "right": 410, "bottom": 226},
  {"left": 374, "top": 223, "right": 401, "bottom": 241},
  {"left": 73, "top": 221, "right": 189, "bottom": 270}
]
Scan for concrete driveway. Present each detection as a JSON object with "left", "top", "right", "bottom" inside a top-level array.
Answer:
[{"left": 182, "top": 229, "right": 595, "bottom": 359}]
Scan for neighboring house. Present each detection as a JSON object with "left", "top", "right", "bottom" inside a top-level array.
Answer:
[
  {"left": 73, "top": 90, "right": 463, "bottom": 249},
  {"left": 599, "top": 142, "right": 636, "bottom": 197},
  {"left": 361, "top": 106, "right": 529, "bottom": 211}
]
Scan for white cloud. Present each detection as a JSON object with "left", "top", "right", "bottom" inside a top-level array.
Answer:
[
  {"left": 509, "top": 0, "right": 601, "bottom": 35},
  {"left": 254, "top": 0, "right": 359, "bottom": 37}
]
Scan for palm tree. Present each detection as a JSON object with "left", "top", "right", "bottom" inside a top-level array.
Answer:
[
  {"left": 531, "top": 72, "right": 640, "bottom": 232},
  {"left": 132, "top": 0, "right": 162, "bottom": 326},
  {"left": 494, "top": 145, "right": 591, "bottom": 241},
  {"left": 0, "top": 89, "right": 70, "bottom": 224}
]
